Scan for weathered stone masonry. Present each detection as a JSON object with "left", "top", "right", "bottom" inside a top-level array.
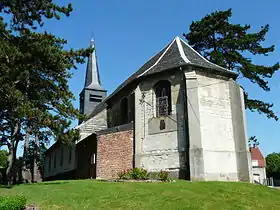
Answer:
[
  {"left": 96, "top": 124, "right": 134, "bottom": 179},
  {"left": 44, "top": 36, "right": 253, "bottom": 183}
]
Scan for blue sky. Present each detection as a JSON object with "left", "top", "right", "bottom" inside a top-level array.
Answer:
[{"left": 40, "top": 0, "right": 280, "bottom": 156}]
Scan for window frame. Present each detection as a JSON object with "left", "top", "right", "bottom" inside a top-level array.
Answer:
[{"left": 154, "top": 80, "right": 172, "bottom": 117}]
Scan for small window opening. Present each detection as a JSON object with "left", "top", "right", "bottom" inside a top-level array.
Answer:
[
  {"left": 154, "top": 80, "right": 171, "bottom": 116},
  {"left": 91, "top": 153, "right": 96, "bottom": 164}
]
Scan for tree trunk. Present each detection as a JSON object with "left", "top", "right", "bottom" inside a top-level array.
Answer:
[
  {"left": 22, "top": 126, "right": 31, "bottom": 183},
  {"left": 13, "top": 140, "right": 19, "bottom": 184},
  {"left": 32, "top": 133, "right": 40, "bottom": 183},
  {"left": 5, "top": 123, "right": 20, "bottom": 186},
  {"left": 6, "top": 146, "right": 14, "bottom": 186},
  {"left": 23, "top": 127, "right": 31, "bottom": 159}
]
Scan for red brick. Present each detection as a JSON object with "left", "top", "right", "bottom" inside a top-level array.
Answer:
[{"left": 96, "top": 130, "right": 133, "bottom": 179}]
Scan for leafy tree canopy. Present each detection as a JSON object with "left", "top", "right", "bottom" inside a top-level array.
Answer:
[
  {"left": 0, "top": 0, "right": 90, "bottom": 184},
  {"left": 266, "top": 153, "right": 280, "bottom": 177},
  {"left": 248, "top": 136, "right": 259, "bottom": 148},
  {"left": 184, "top": 9, "right": 279, "bottom": 120},
  {"left": 0, "top": 150, "right": 8, "bottom": 168}
]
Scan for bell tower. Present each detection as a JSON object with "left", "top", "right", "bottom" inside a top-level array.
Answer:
[{"left": 79, "top": 39, "right": 107, "bottom": 124}]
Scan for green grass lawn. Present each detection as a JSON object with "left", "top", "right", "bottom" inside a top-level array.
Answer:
[{"left": 0, "top": 180, "right": 280, "bottom": 209}]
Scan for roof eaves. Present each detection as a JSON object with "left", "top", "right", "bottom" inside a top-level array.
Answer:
[
  {"left": 189, "top": 63, "right": 238, "bottom": 79},
  {"left": 45, "top": 141, "right": 60, "bottom": 155},
  {"left": 179, "top": 37, "right": 238, "bottom": 77},
  {"left": 76, "top": 132, "right": 96, "bottom": 144},
  {"left": 86, "top": 36, "right": 239, "bottom": 122},
  {"left": 137, "top": 37, "right": 177, "bottom": 78}
]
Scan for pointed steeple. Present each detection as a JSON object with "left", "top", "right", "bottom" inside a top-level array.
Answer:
[
  {"left": 79, "top": 38, "right": 107, "bottom": 123},
  {"left": 84, "top": 38, "right": 105, "bottom": 90}
]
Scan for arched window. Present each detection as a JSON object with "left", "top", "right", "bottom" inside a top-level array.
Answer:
[
  {"left": 120, "top": 97, "right": 128, "bottom": 124},
  {"left": 154, "top": 80, "right": 171, "bottom": 117}
]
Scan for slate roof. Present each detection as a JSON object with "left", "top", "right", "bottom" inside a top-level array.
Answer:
[
  {"left": 250, "top": 147, "right": 266, "bottom": 167},
  {"left": 84, "top": 39, "right": 106, "bottom": 91},
  {"left": 88, "top": 36, "right": 238, "bottom": 117}
]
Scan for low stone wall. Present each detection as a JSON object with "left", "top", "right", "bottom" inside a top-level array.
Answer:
[{"left": 96, "top": 123, "right": 134, "bottom": 179}]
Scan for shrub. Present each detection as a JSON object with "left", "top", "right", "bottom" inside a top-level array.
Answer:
[
  {"left": 117, "top": 168, "right": 171, "bottom": 181},
  {"left": 117, "top": 170, "right": 130, "bottom": 180},
  {"left": 158, "top": 170, "right": 169, "bottom": 182},
  {"left": 117, "top": 168, "right": 149, "bottom": 180},
  {"left": 148, "top": 172, "right": 159, "bottom": 180},
  {"left": 0, "top": 195, "right": 27, "bottom": 210},
  {"left": 129, "top": 168, "right": 149, "bottom": 180}
]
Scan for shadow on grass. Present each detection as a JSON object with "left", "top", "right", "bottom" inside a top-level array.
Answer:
[
  {"left": 0, "top": 183, "right": 22, "bottom": 189},
  {"left": 34, "top": 181, "right": 70, "bottom": 185},
  {"left": 0, "top": 185, "right": 13, "bottom": 189},
  {"left": 0, "top": 181, "right": 71, "bottom": 189}
]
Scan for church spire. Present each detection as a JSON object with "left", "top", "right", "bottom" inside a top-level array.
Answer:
[
  {"left": 84, "top": 38, "right": 104, "bottom": 90},
  {"left": 79, "top": 38, "right": 107, "bottom": 122}
]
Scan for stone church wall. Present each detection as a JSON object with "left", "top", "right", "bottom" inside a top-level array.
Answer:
[
  {"left": 107, "top": 94, "right": 135, "bottom": 128},
  {"left": 229, "top": 79, "right": 252, "bottom": 182},
  {"left": 44, "top": 143, "right": 76, "bottom": 179},
  {"left": 107, "top": 85, "right": 136, "bottom": 128},
  {"left": 96, "top": 123, "right": 134, "bottom": 179},
  {"left": 196, "top": 72, "right": 239, "bottom": 181},
  {"left": 184, "top": 69, "right": 251, "bottom": 182},
  {"left": 134, "top": 71, "right": 187, "bottom": 178}
]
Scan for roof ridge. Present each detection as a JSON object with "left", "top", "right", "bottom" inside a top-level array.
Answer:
[
  {"left": 175, "top": 36, "right": 190, "bottom": 63},
  {"left": 137, "top": 38, "right": 177, "bottom": 78},
  {"left": 83, "top": 36, "right": 239, "bottom": 123},
  {"left": 178, "top": 37, "right": 233, "bottom": 73}
]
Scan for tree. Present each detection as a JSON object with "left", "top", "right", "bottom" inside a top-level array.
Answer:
[
  {"left": 183, "top": 9, "right": 279, "bottom": 121},
  {"left": 0, "top": 150, "right": 8, "bottom": 168},
  {"left": 266, "top": 153, "right": 280, "bottom": 178},
  {"left": 0, "top": 1, "right": 89, "bottom": 185},
  {"left": 24, "top": 140, "right": 47, "bottom": 182},
  {"left": 248, "top": 136, "right": 259, "bottom": 148},
  {"left": 0, "top": 150, "right": 8, "bottom": 183}
]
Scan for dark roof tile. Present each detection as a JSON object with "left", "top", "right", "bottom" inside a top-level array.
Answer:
[{"left": 88, "top": 36, "right": 238, "bottom": 118}]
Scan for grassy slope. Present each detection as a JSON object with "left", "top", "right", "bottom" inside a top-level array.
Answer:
[{"left": 0, "top": 180, "right": 280, "bottom": 209}]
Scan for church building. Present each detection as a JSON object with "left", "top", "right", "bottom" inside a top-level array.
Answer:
[{"left": 43, "top": 36, "right": 253, "bottom": 182}]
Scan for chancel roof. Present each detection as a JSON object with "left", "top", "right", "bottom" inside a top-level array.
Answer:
[{"left": 89, "top": 36, "right": 237, "bottom": 117}]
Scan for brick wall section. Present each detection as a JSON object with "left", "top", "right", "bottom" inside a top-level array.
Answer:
[{"left": 96, "top": 128, "right": 133, "bottom": 179}]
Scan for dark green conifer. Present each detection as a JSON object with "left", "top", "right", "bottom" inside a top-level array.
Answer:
[{"left": 184, "top": 9, "right": 279, "bottom": 120}]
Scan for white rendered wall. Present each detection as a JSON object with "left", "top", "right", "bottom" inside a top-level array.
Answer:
[
  {"left": 252, "top": 167, "right": 267, "bottom": 185},
  {"left": 197, "top": 72, "right": 238, "bottom": 181}
]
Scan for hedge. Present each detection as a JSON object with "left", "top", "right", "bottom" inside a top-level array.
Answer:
[{"left": 0, "top": 195, "right": 26, "bottom": 210}]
